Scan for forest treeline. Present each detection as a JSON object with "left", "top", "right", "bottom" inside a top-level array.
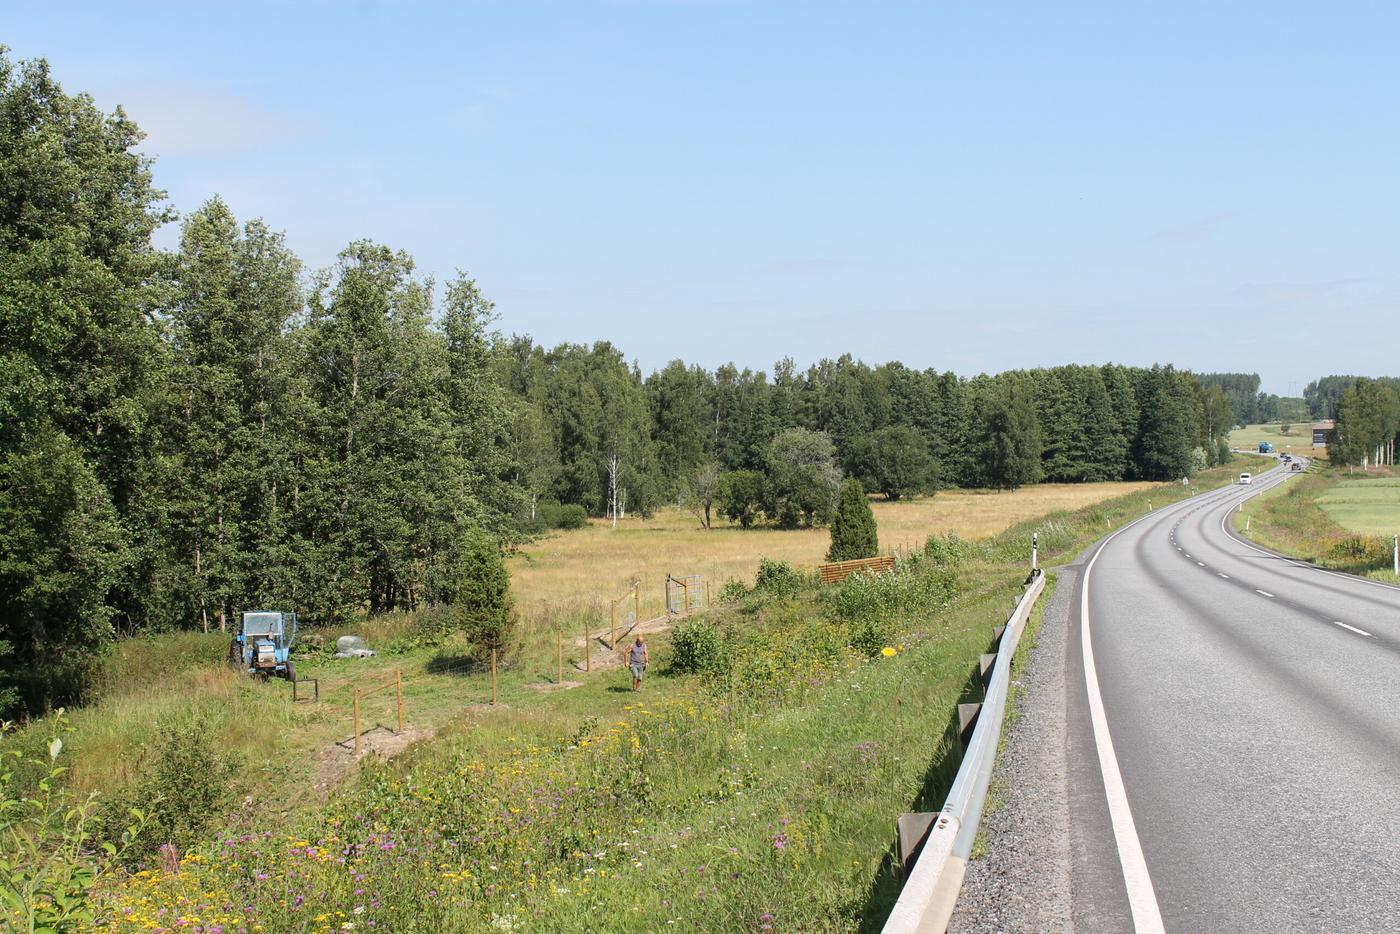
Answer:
[{"left": 0, "top": 52, "right": 1296, "bottom": 715}]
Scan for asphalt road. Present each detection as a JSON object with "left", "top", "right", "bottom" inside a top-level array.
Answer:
[{"left": 1067, "top": 461, "right": 1400, "bottom": 933}]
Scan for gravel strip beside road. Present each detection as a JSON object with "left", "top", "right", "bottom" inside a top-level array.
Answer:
[{"left": 948, "top": 566, "right": 1076, "bottom": 933}]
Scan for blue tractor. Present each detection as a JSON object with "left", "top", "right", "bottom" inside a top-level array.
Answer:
[{"left": 229, "top": 610, "right": 298, "bottom": 682}]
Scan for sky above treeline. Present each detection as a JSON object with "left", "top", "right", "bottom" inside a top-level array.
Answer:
[{"left": 7, "top": 1, "right": 1397, "bottom": 396}]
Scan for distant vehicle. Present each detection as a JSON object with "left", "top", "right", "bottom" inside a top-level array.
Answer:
[
  {"left": 1258, "top": 441, "right": 1274, "bottom": 454},
  {"left": 1280, "top": 453, "right": 1291, "bottom": 461},
  {"left": 1239, "top": 473, "right": 1253, "bottom": 485},
  {"left": 1291, "top": 462, "right": 1303, "bottom": 471}
]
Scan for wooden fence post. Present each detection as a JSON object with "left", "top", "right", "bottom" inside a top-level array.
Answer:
[
  {"left": 634, "top": 586, "right": 640, "bottom": 626},
  {"left": 491, "top": 647, "right": 498, "bottom": 705},
  {"left": 395, "top": 670, "right": 404, "bottom": 734},
  {"left": 557, "top": 628, "right": 563, "bottom": 683},
  {"left": 611, "top": 599, "right": 617, "bottom": 650},
  {"left": 353, "top": 686, "right": 361, "bottom": 757},
  {"left": 584, "top": 618, "right": 591, "bottom": 672}
]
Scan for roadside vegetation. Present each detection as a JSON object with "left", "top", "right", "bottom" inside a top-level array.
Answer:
[
  {"left": 2, "top": 459, "right": 1258, "bottom": 932},
  {"left": 1235, "top": 465, "right": 1400, "bottom": 583}
]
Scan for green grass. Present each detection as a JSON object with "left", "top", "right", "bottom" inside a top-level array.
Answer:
[
  {"left": 1235, "top": 467, "right": 1400, "bottom": 583},
  {"left": 1316, "top": 477, "right": 1400, "bottom": 536},
  {"left": 85, "top": 458, "right": 1263, "bottom": 931}
]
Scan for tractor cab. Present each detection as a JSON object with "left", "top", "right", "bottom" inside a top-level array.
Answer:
[{"left": 231, "top": 610, "right": 298, "bottom": 681}]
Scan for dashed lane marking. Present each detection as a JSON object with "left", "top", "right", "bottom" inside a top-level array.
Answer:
[
  {"left": 1332, "top": 621, "right": 1372, "bottom": 637},
  {"left": 1218, "top": 573, "right": 1230, "bottom": 579},
  {"left": 1256, "top": 590, "right": 1274, "bottom": 598}
]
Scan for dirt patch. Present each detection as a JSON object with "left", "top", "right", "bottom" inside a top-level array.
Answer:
[
  {"left": 528, "top": 680, "right": 583, "bottom": 692},
  {"left": 577, "top": 615, "right": 675, "bottom": 672},
  {"left": 313, "top": 725, "right": 433, "bottom": 795}
]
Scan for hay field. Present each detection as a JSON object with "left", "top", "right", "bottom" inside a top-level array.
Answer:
[{"left": 508, "top": 481, "right": 1158, "bottom": 627}]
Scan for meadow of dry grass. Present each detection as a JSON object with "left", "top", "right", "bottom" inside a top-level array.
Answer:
[{"left": 508, "top": 481, "right": 1158, "bottom": 627}]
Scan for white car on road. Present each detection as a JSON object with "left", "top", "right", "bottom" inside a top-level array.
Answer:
[{"left": 1238, "top": 472, "right": 1252, "bottom": 485}]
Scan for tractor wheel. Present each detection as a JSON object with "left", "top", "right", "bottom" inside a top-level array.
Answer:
[
  {"left": 227, "top": 640, "right": 243, "bottom": 671},
  {"left": 284, "top": 661, "right": 297, "bottom": 683}
]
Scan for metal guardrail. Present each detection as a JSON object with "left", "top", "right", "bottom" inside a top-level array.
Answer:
[{"left": 882, "top": 570, "right": 1047, "bottom": 934}]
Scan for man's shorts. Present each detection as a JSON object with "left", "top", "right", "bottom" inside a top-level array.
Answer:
[{"left": 630, "top": 663, "right": 645, "bottom": 679}]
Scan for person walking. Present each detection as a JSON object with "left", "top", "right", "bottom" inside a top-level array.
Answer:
[{"left": 628, "top": 634, "right": 649, "bottom": 691}]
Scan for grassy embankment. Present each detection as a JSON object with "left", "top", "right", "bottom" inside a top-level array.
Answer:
[
  {"left": 1234, "top": 464, "right": 1400, "bottom": 583},
  {"left": 81, "top": 458, "right": 1261, "bottom": 932},
  {"left": 18, "top": 482, "right": 1161, "bottom": 805}
]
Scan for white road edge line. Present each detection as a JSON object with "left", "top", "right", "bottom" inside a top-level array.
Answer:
[
  {"left": 1332, "top": 621, "right": 1372, "bottom": 637},
  {"left": 1256, "top": 590, "right": 1274, "bottom": 598},
  {"left": 1082, "top": 520, "right": 1167, "bottom": 934},
  {"left": 1197, "top": 562, "right": 1205, "bottom": 567},
  {"left": 1218, "top": 573, "right": 1229, "bottom": 579}
]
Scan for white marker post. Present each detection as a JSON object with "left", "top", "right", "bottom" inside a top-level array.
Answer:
[
  {"left": 1032, "top": 532, "right": 1039, "bottom": 574},
  {"left": 1393, "top": 534, "right": 1398, "bottom": 576}
]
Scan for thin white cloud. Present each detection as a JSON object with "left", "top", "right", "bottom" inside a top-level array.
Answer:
[
  {"left": 1233, "top": 278, "right": 1370, "bottom": 303},
  {"left": 103, "top": 85, "right": 306, "bottom": 157},
  {"left": 1145, "top": 212, "right": 1235, "bottom": 244}
]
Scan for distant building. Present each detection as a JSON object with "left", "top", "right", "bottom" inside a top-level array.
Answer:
[{"left": 1312, "top": 420, "right": 1334, "bottom": 447}]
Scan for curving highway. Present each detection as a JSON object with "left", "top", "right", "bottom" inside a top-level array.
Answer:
[{"left": 1066, "top": 461, "right": 1400, "bottom": 932}]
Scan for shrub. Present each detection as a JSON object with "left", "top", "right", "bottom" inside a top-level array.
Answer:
[
  {"left": 554, "top": 503, "right": 589, "bottom": 529},
  {"left": 668, "top": 618, "right": 729, "bottom": 678},
  {"left": 826, "top": 564, "right": 956, "bottom": 627},
  {"left": 717, "top": 579, "right": 748, "bottom": 603},
  {"left": 922, "top": 532, "right": 980, "bottom": 567},
  {"left": 848, "top": 615, "right": 897, "bottom": 658},
  {"left": 754, "top": 558, "right": 803, "bottom": 599},
  {"left": 827, "top": 478, "right": 879, "bottom": 561},
  {"left": 100, "top": 715, "right": 234, "bottom": 867}
]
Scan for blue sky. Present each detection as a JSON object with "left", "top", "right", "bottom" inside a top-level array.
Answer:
[{"left": 7, "top": 1, "right": 1398, "bottom": 394}]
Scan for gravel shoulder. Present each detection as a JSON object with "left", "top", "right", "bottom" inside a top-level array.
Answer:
[{"left": 948, "top": 565, "right": 1077, "bottom": 933}]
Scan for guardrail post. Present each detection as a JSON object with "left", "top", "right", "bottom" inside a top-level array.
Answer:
[
  {"left": 353, "top": 686, "right": 361, "bottom": 757},
  {"left": 979, "top": 654, "right": 997, "bottom": 695},
  {"left": 395, "top": 670, "right": 404, "bottom": 734},
  {"left": 897, "top": 813, "right": 938, "bottom": 875},
  {"left": 957, "top": 703, "right": 981, "bottom": 749}
]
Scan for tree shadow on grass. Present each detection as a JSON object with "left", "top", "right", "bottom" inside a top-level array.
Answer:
[
  {"left": 855, "top": 659, "right": 988, "bottom": 931},
  {"left": 424, "top": 653, "right": 488, "bottom": 677}
]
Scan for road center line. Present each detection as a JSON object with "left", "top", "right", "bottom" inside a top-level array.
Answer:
[
  {"left": 1197, "top": 562, "right": 1205, "bottom": 567},
  {"left": 1218, "top": 573, "right": 1229, "bottom": 579},
  {"left": 1081, "top": 521, "right": 1167, "bottom": 934},
  {"left": 1256, "top": 590, "right": 1274, "bottom": 598},
  {"left": 1332, "top": 621, "right": 1372, "bottom": 637}
]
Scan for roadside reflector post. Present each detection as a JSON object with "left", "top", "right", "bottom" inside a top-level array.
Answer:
[
  {"left": 1031, "top": 532, "right": 1038, "bottom": 573},
  {"left": 1393, "top": 534, "right": 1398, "bottom": 576}
]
